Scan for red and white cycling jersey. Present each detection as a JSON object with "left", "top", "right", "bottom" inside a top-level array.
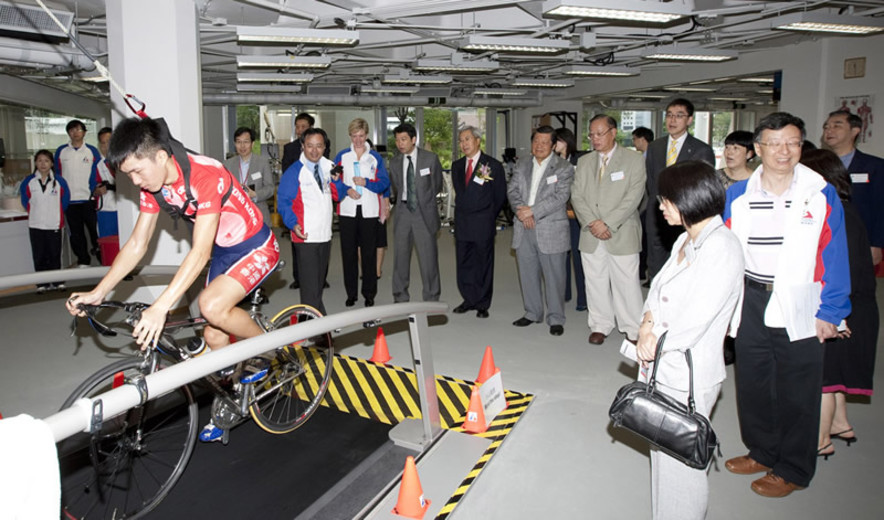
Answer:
[{"left": 140, "top": 153, "right": 264, "bottom": 247}]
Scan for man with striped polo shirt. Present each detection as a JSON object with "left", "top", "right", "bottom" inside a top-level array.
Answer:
[{"left": 723, "top": 112, "right": 851, "bottom": 498}]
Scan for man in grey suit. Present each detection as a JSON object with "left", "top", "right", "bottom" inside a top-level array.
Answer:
[
  {"left": 645, "top": 98, "right": 715, "bottom": 280},
  {"left": 508, "top": 125, "right": 575, "bottom": 336},
  {"left": 389, "top": 123, "right": 444, "bottom": 302},
  {"left": 572, "top": 115, "right": 646, "bottom": 345},
  {"left": 224, "top": 127, "right": 274, "bottom": 225}
]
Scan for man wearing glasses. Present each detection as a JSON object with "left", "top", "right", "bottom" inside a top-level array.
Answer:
[
  {"left": 723, "top": 112, "right": 850, "bottom": 498},
  {"left": 645, "top": 98, "right": 715, "bottom": 280},
  {"left": 571, "top": 115, "right": 646, "bottom": 346}
]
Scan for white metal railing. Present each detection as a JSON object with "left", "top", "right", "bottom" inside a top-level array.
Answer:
[
  {"left": 0, "top": 265, "right": 180, "bottom": 292},
  {"left": 43, "top": 302, "right": 448, "bottom": 444}
]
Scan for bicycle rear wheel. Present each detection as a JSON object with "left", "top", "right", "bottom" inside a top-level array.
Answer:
[
  {"left": 58, "top": 358, "right": 198, "bottom": 519},
  {"left": 249, "top": 304, "right": 334, "bottom": 434}
]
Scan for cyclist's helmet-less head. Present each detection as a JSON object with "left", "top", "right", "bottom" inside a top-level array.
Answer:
[{"left": 107, "top": 117, "right": 174, "bottom": 172}]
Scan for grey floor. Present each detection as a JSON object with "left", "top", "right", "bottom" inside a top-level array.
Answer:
[{"left": 1, "top": 224, "right": 882, "bottom": 519}]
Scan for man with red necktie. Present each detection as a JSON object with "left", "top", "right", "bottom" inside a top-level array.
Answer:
[{"left": 451, "top": 126, "right": 507, "bottom": 318}]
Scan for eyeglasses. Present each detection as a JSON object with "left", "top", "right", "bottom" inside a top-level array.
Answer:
[
  {"left": 588, "top": 128, "right": 614, "bottom": 139},
  {"left": 665, "top": 112, "right": 689, "bottom": 120},
  {"left": 757, "top": 140, "right": 803, "bottom": 151}
]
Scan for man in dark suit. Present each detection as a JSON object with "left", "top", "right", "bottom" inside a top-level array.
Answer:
[
  {"left": 823, "top": 109, "right": 884, "bottom": 264},
  {"left": 388, "top": 123, "right": 444, "bottom": 302},
  {"left": 645, "top": 98, "right": 715, "bottom": 280},
  {"left": 451, "top": 126, "right": 507, "bottom": 318},
  {"left": 508, "top": 125, "right": 574, "bottom": 336}
]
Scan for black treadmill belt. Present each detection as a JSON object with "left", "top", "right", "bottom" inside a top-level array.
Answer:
[{"left": 148, "top": 405, "right": 392, "bottom": 519}]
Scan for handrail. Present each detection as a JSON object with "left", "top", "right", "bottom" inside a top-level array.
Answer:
[
  {"left": 43, "top": 302, "right": 448, "bottom": 443},
  {"left": 0, "top": 265, "right": 181, "bottom": 292}
]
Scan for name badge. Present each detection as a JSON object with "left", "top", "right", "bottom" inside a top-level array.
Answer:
[
  {"left": 851, "top": 173, "right": 870, "bottom": 184},
  {"left": 610, "top": 171, "right": 625, "bottom": 181},
  {"left": 251, "top": 172, "right": 262, "bottom": 180},
  {"left": 546, "top": 175, "right": 558, "bottom": 185},
  {"left": 473, "top": 175, "right": 485, "bottom": 185},
  {"left": 420, "top": 167, "right": 431, "bottom": 176}
]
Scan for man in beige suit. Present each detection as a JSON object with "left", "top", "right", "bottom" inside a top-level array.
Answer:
[{"left": 572, "top": 115, "right": 646, "bottom": 345}]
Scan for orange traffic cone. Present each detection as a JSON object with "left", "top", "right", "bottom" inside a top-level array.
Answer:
[
  {"left": 392, "top": 455, "right": 431, "bottom": 519},
  {"left": 370, "top": 327, "right": 392, "bottom": 364},
  {"left": 462, "top": 385, "right": 488, "bottom": 433},
  {"left": 476, "top": 345, "right": 500, "bottom": 384}
]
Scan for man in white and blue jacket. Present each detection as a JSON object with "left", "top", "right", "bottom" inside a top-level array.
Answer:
[
  {"left": 723, "top": 112, "right": 851, "bottom": 498},
  {"left": 55, "top": 119, "right": 102, "bottom": 266},
  {"left": 278, "top": 128, "right": 338, "bottom": 315}
]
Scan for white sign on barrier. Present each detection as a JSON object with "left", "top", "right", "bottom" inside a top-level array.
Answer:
[{"left": 478, "top": 371, "right": 506, "bottom": 422}]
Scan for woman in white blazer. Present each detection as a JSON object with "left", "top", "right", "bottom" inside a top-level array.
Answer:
[{"left": 636, "top": 161, "right": 744, "bottom": 520}]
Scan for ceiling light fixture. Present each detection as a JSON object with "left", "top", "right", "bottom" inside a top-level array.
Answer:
[
  {"left": 643, "top": 46, "right": 738, "bottom": 62},
  {"left": 236, "top": 27, "right": 359, "bottom": 45},
  {"left": 737, "top": 77, "right": 774, "bottom": 83},
  {"left": 663, "top": 86, "right": 717, "bottom": 92},
  {"left": 543, "top": 0, "right": 690, "bottom": 23},
  {"left": 414, "top": 58, "right": 499, "bottom": 72},
  {"left": 236, "top": 72, "right": 314, "bottom": 83},
  {"left": 473, "top": 88, "right": 529, "bottom": 96},
  {"left": 460, "top": 35, "right": 570, "bottom": 54},
  {"left": 564, "top": 65, "right": 637, "bottom": 76},
  {"left": 708, "top": 96, "right": 749, "bottom": 101},
  {"left": 382, "top": 73, "right": 452, "bottom": 84},
  {"left": 511, "top": 78, "right": 574, "bottom": 88},
  {"left": 361, "top": 85, "right": 421, "bottom": 94},
  {"left": 236, "top": 55, "right": 331, "bottom": 69},
  {"left": 237, "top": 84, "right": 303, "bottom": 92},
  {"left": 773, "top": 12, "right": 884, "bottom": 35}
]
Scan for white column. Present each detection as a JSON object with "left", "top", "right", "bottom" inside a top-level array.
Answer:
[{"left": 105, "top": 0, "right": 202, "bottom": 299}]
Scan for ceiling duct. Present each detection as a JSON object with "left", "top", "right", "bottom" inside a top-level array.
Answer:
[
  {"left": 0, "top": 1, "right": 73, "bottom": 43},
  {"left": 202, "top": 93, "right": 543, "bottom": 108}
]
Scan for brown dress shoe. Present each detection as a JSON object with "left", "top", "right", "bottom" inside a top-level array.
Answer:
[
  {"left": 588, "top": 332, "right": 606, "bottom": 344},
  {"left": 725, "top": 455, "right": 770, "bottom": 475},
  {"left": 751, "top": 472, "right": 805, "bottom": 498}
]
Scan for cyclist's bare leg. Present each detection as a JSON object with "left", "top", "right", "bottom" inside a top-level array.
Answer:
[{"left": 199, "top": 274, "right": 263, "bottom": 351}]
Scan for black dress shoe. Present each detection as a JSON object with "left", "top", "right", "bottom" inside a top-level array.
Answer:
[
  {"left": 452, "top": 303, "right": 472, "bottom": 314},
  {"left": 345, "top": 298, "right": 356, "bottom": 307},
  {"left": 289, "top": 280, "right": 300, "bottom": 290},
  {"left": 550, "top": 325, "right": 564, "bottom": 336},
  {"left": 476, "top": 309, "right": 489, "bottom": 319},
  {"left": 365, "top": 298, "right": 374, "bottom": 307},
  {"left": 512, "top": 317, "right": 538, "bottom": 327}
]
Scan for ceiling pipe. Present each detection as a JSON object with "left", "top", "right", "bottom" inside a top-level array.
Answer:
[{"left": 202, "top": 93, "right": 542, "bottom": 107}]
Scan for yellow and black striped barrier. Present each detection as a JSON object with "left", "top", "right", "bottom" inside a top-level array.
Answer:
[{"left": 317, "top": 353, "right": 533, "bottom": 518}]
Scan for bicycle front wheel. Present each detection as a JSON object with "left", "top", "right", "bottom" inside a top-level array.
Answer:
[
  {"left": 57, "top": 357, "right": 198, "bottom": 519},
  {"left": 249, "top": 304, "right": 334, "bottom": 434}
]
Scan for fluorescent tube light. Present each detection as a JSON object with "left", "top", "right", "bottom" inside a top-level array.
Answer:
[
  {"left": 643, "top": 46, "right": 738, "bottom": 62},
  {"left": 414, "top": 58, "right": 499, "bottom": 72},
  {"left": 774, "top": 12, "right": 884, "bottom": 35},
  {"left": 564, "top": 65, "right": 637, "bottom": 76},
  {"left": 236, "top": 27, "right": 359, "bottom": 45},
  {"left": 236, "top": 55, "right": 331, "bottom": 69},
  {"left": 511, "top": 78, "right": 574, "bottom": 88},
  {"left": 382, "top": 73, "right": 452, "bottom": 84},
  {"left": 461, "top": 35, "right": 570, "bottom": 54},
  {"left": 543, "top": 0, "right": 689, "bottom": 23}
]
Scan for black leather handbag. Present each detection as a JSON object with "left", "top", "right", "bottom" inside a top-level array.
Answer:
[{"left": 608, "top": 332, "right": 719, "bottom": 469}]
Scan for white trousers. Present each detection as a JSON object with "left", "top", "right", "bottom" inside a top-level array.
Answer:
[
  {"left": 580, "top": 242, "right": 643, "bottom": 338},
  {"left": 650, "top": 382, "right": 721, "bottom": 520}
]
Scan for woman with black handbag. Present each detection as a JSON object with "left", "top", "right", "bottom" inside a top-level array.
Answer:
[{"left": 636, "top": 161, "right": 744, "bottom": 519}]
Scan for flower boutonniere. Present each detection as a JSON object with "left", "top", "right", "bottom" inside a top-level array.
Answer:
[{"left": 476, "top": 163, "right": 494, "bottom": 181}]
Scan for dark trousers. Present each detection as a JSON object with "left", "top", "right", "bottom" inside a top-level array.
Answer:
[
  {"left": 290, "top": 240, "right": 300, "bottom": 282},
  {"left": 66, "top": 202, "right": 99, "bottom": 266},
  {"left": 564, "top": 218, "right": 587, "bottom": 309},
  {"left": 735, "top": 283, "right": 824, "bottom": 487},
  {"left": 295, "top": 241, "right": 331, "bottom": 315},
  {"left": 455, "top": 238, "right": 495, "bottom": 311},
  {"left": 339, "top": 207, "right": 377, "bottom": 301},
  {"left": 29, "top": 228, "right": 63, "bottom": 288}
]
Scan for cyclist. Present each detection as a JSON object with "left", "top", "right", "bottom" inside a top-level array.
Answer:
[{"left": 65, "top": 117, "right": 280, "bottom": 441}]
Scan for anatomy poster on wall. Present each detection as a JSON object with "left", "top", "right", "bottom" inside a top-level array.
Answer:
[{"left": 835, "top": 95, "right": 874, "bottom": 143}]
